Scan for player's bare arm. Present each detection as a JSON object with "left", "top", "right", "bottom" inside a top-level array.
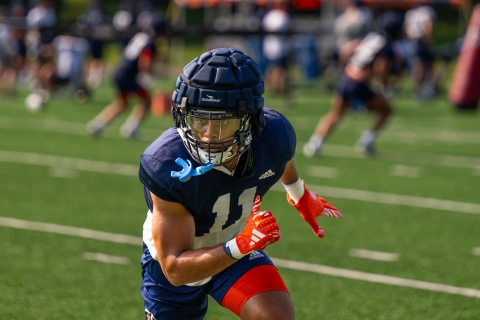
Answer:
[
  {"left": 280, "top": 159, "right": 300, "bottom": 185},
  {"left": 150, "top": 192, "right": 236, "bottom": 286}
]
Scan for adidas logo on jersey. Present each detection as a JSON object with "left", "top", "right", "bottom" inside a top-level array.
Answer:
[
  {"left": 249, "top": 250, "right": 265, "bottom": 260},
  {"left": 250, "top": 228, "right": 266, "bottom": 246},
  {"left": 259, "top": 169, "right": 275, "bottom": 179}
]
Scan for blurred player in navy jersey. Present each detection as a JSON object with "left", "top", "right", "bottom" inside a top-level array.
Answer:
[
  {"left": 303, "top": 11, "right": 404, "bottom": 157},
  {"left": 138, "top": 47, "right": 342, "bottom": 319},
  {"left": 86, "top": 13, "right": 167, "bottom": 138}
]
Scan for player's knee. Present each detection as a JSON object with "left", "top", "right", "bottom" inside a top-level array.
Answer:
[{"left": 241, "top": 292, "right": 294, "bottom": 320}]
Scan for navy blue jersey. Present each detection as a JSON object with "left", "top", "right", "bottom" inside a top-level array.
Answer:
[
  {"left": 116, "top": 32, "right": 156, "bottom": 78},
  {"left": 139, "top": 108, "right": 296, "bottom": 267}
]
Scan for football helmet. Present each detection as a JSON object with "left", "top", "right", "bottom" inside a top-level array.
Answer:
[{"left": 172, "top": 47, "right": 265, "bottom": 166}]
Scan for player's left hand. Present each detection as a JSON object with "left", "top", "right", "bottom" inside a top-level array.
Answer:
[{"left": 286, "top": 181, "right": 342, "bottom": 238}]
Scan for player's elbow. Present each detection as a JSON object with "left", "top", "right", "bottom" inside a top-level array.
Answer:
[{"left": 161, "top": 262, "right": 185, "bottom": 287}]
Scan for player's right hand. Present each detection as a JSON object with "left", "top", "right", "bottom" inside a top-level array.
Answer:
[{"left": 224, "top": 195, "right": 281, "bottom": 260}]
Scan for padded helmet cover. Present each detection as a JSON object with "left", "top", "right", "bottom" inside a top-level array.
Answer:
[{"left": 172, "top": 47, "right": 265, "bottom": 133}]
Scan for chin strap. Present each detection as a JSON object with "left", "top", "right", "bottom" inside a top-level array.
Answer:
[{"left": 171, "top": 158, "right": 214, "bottom": 182}]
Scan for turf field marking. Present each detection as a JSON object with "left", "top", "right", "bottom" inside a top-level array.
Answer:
[
  {"left": 390, "top": 164, "right": 422, "bottom": 178},
  {"left": 300, "top": 143, "right": 480, "bottom": 170},
  {"left": 49, "top": 167, "right": 79, "bottom": 179},
  {"left": 1, "top": 216, "right": 479, "bottom": 299},
  {"left": 0, "top": 116, "right": 160, "bottom": 141},
  {"left": 0, "top": 217, "right": 142, "bottom": 245},
  {"left": 84, "top": 252, "right": 130, "bottom": 265},
  {"left": 349, "top": 249, "right": 399, "bottom": 261},
  {"left": 474, "top": 166, "right": 480, "bottom": 176},
  {"left": 271, "top": 258, "right": 480, "bottom": 299},
  {"left": 2, "top": 115, "right": 480, "bottom": 169},
  {"left": 307, "top": 165, "right": 338, "bottom": 178},
  {"left": 473, "top": 248, "right": 480, "bottom": 256},
  {"left": 271, "top": 183, "right": 480, "bottom": 215},
  {"left": 1, "top": 150, "right": 479, "bottom": 215},
  {"left": 0, "top": 150, "right": 138, "bottom": 176}
]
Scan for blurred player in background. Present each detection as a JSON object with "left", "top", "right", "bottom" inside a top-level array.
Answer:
[
  {"left": 25, "top": 0, "right": 56, "bottom": 92},
  {"left": 139, "top": 47, "right": 342, "bottom": 319},
  {"left": 112, "top": 0, "right": 136, "bottom": 48},
  {"left": 333, "top": 0, "right": 374, "bottom": 68},
  {"left": 0, "top": 7, "right": 26, "bottom": 97},
  {"left": 76, "top": 0, "right": 109, "bottom": 89},
  {"left": 303, "top": 11, "right": 404, "bottom": 157},
  {"left": 404, "top": 5, "right": 438, "bottom": 100},
  {"left": 261, "top": 3, "right": 291, "bottom": 95},
  {"left": 25, "top": 30, "right": 90, "bottom": 111},
  {"left": 86, "top": 13, "right": 167, "bottom": 138}
]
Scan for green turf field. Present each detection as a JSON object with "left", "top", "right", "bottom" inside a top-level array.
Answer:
[{"left": 1, "top": 75, "right": 479, "bottom": 319}]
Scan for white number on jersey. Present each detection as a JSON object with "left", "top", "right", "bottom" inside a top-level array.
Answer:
[{"left": 209, "top": 187, "right": 257, "bottom": 233}]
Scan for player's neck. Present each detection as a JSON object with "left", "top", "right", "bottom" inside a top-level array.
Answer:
[{"left": 213, "top": 157, "right": 239, "bottom": 176}]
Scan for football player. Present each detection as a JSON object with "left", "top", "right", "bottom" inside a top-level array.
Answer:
[
  {"left": 303, "top": 11, "right": 404, "bottom": 156},
  {"left": 138, "top": 47, "right": 342, "bottom": 319},
  {"left": 86, "top": 13, "right": 167, "bottom": 138},
  {"left": 404, "top": 5, "right": 438, "bottom": 100}
]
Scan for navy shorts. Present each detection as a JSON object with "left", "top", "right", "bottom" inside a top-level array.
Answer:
[
  {"left": 336, "top": 74, "right": 375, "bottom": 105},
  {"left": 113, "top": 73, "right": 142, "bottom": 94},
  {"left": 140, "top": 243, "right": 274, "bottom": 320}
]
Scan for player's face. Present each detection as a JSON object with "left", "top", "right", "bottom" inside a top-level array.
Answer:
[{"left": 186, "top": 115, "right": 241, "bottom": 144}]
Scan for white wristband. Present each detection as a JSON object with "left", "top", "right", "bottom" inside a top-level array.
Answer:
[
  {"left": 224, "top": 239, "right": 248, "bottom": 260},
  {"left": 283, "top": 178, "right": 305, "bottom": 203}
]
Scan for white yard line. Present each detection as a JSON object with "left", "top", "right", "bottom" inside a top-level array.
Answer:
[
  {"left": 1, "top": 216, "right": 479, "bottom": 299},
  {"left": 391, "top": 164, "right": 422, "bottom": 178},
  {"left": 0, "top": 116, "right": 160, "bottom": 141},
  {"left": 271, "top": 258, "right": 480, "bottom": 299},
  {"left": 349, "top": 249, "right": 399, "bottom": 262},
  {"left": 2, "top": 114, "right": 480, "bottom": 169},
  {"left": 307, "top": 165, "right": 338, "bottom": 179},
  {"left": 270, "top": 183, "right": 480, "bottom": 215},
  {"left": 0, "top": 150, "right": 138, "bottom": 176},
  {"left": 1, "top": 150, "right": 480, "bottom": 215},
  {"left": 84, "top": 252, "right": 130, "bottom": 265},
  {"left": 0, "top": 217, "right": 141, "bottom": 245},
  {"left": 302, "top": 144, "right": 480, "bottom": 170},
  {"left": 472, "top": 248, "right": 480, "bottom": 256}
]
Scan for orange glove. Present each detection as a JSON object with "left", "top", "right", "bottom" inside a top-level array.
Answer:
[
  {"left": 224, "top": 195, "right": 282, "bottom": 260},
  {"left": 287, "top": 181, "right": 342, "bottom": 238}
]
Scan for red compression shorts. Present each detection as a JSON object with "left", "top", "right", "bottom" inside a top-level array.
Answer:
[{"left": 221, "top": 264, "right": 289, "bottom": 316}]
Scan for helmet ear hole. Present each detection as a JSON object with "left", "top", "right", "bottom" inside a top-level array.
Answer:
[
  {"left": 174, "top": 97, "right": 188, "bottom": 128},
  {"left": 252, "top": 110, "right": 266, "bottom": 134}
]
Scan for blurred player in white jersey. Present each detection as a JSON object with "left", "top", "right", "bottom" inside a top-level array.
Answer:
[
  {"left": 303, "top": 11, "right": 404, "bottom": 156},
  {"left": 262, "top": 4, "right": 291, "bottom": 95},
  {"left": 404, "top": 5, "right": 437, "bottom": 100},
  {"left": 25, "top": 31, "right": 89, "bottom": 111}
]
